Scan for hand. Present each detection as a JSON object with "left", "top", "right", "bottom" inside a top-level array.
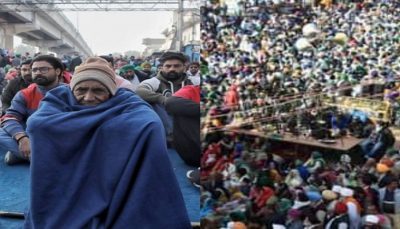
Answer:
[{"left": 18, "top": 137, "right": 30, "bottom": 159}]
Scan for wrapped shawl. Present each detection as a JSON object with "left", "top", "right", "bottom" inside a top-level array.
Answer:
[{"left": 24, "top": 86, "right": 190, "bottom": 229}]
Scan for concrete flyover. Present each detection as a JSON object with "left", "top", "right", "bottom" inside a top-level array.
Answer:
[{"left": 0, "top": 4, "right": 93, "bottom": 57}]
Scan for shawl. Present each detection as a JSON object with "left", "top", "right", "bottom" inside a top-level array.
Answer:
[{"left": 24, "top": 86, "right": 190, "bottom": 229}]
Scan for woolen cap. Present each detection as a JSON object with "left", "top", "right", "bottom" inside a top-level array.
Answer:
[{"left": 71, "top": 57, "right": 117, "bottom": 95}]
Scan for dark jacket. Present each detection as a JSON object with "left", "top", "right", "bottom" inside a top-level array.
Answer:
[
  {"left": 1, "top": 75, "right": 31, "bottom": 114},
  {"left": 165, "top": 96, "right": 200, "bottom": 166},
  {"left": 133, "top": 69, "right": 150, "bottom": 82},
  {"left": 69, "top": 57, "right": 82, "bottom": 73},
  {"left": 136, "top": 72, "right": 193, "bottom": 105}
]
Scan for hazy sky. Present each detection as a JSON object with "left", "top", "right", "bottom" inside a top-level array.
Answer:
[{"left": 15, "top": 11, "right": 173, "bottom": 55}]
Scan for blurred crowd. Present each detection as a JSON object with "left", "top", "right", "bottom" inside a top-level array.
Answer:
[{"left": 201, "top": 0, "right": 400, "bottom": 228}]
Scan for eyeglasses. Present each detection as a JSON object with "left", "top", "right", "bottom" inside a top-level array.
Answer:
[{"left": 32, "top": 67, "right": 53, "bottom": 73}]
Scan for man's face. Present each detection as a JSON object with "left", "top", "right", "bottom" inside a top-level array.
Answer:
[
  {"left": 189, "top": 64, "right": 199, "bottom": 74},
  {"left": 31, "top": 61, "right": 60, "bottom": 86},
  {"left": 73, "top": 80, "right": 111, "bottom": 106},
  {"left": 125, "top": 69, "right": 135, "bottom": 78},
  {"left": 162, "top": 59, "right": 185, "bottom": 80},
  {"left": 143, "top": 65, "right": 151, "bottom": 72},
  {"left": 20, "top": 64, "right": 32, "bottom": 83}
]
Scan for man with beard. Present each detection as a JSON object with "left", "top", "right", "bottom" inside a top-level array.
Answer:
[
  {"left": 119, "top": 64, "right": 149, "bottom": 90},
  {"left": 1, "top": 55, "right": 64, "bottom": 164},
  {"left": 136, "top": 51, "right": 195, "bottom": 144},
  {"left": 140, "top": 61, "right": 153, "bottom": 77},
  {"left": 1, "top": 59, "right": 33, "bottom": 114},
  {"left": 136, "top": 51, "right": 194, "bottom": 105}
]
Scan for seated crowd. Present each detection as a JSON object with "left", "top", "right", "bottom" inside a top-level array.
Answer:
[
  {"left": 201, "top": 0, "right": 400, "bottom": 228},
  {"left": 0, "top": 50, "right": 201, "bottom": 227}
]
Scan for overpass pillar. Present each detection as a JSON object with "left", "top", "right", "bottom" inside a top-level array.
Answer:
[
  {"left": 0, "top": 25, "right": 14, "bottom": 50},
  {"left": 4, "top": 35, "right": 13, "bottom": 50}
]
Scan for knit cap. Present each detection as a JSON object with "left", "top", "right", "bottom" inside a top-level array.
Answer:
[{"left": 71, "top": 57, "right": 117, "bottom": 95}]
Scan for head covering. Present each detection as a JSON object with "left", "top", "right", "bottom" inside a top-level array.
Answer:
[
  {"left": 365, "top": 215, "right": 379, "bottom": 224},
  {"left": 231, "top": 192, "right": 245, "bottom": 200},
  {"left": 120, "top": 64, "right": 135, "bottom": 73},
  {"left": 380, "top": 158, "right": 394, "bottom": 168},
  {"left": 332, "top": 185, "right": 342, "bottom": 193},
  {"left": 174, "top": 85, "right": 200, "bottom": 103},
  {"left": 277, "top": 198, "right": 292, "bottom": 213},
  {"left": 227, "top": 221, "right": 247, "bottom": 229},
  {"left": 340, "top": 187, "right": 354, "bottom": 197},
  {"left": 340, "top": 154, "right": 351, "bottom": 163},
  {"left": 306, "top": 191, "right": 322, "bottom": 201},
  {"left": 376, "top": 163, "right": 390, "bottom": 173},
  {"left": 322, "top": 190, "right": 338, "bottom": 200},
  {"left": 334, "top": 202, "right": 348, "bottom": 214},
  {"left": 141, "top": 62, "right": 151, "bottom": 68},
  {"left": 272, "top": 225, "right": 286, "bottom": 229},
  {"left": 71, "top": 57, "right": 117, "bottom": 95}
]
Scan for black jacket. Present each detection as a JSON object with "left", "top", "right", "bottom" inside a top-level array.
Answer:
[
  {"left": 1, "top": 76, "right": 30, "bottom": 114},
  {"left": 136, "top": 72, "right": 193, "bottom": 105},
  {"left": 165, "top": 96, "right": 200, "bottom": 166},
  {"left": 133, "top": 69, "right": 150, "bottom": 82}
]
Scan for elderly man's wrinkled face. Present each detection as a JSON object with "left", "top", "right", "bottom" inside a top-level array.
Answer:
[{"left": 73, "top": 80, "right": 111, "bottom": 106}]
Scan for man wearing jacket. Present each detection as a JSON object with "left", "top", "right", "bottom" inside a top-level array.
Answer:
[
  {"left": 165, "top": 85, "right": 200, "bottom": 166},
  {"left": 1, "top": 55, "right": 64, "bottom": 165},
  {"left": 136, "top": 51, "right": 194, "bottom": 139},
  {"left": 136, "top": 51, "right": 194, "bottom": 105},
  {"left": 379, "top": 176, "right": 400, "bottom": 227},
  {"left": 360, "top": 120, "right": 395, "bottom": 160},
  {"left": 1, "top": 59, "right": 33, "bottom": 114}
]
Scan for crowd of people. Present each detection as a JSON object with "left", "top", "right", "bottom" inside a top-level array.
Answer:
[
  {"left": 0, "top": 47, "right": 201, "bottom": 227},
  {"left": 201, "top": 0, "right": 400, "bottom": 228}
]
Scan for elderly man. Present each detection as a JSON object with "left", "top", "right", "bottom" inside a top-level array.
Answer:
[
  {"left": 24, "top": 57, "right": 190, "bottom": 228},
  {"left": 1, "top": 55, "right": 64, "bottom": 165}
]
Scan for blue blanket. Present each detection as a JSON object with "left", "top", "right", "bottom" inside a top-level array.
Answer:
[{"left": 24, "top": 86, "right": 190, "bottom": 229}]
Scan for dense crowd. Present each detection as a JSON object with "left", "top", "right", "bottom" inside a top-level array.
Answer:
[{"left": 201, "top": 1, "right": 400, "bottom": 228}]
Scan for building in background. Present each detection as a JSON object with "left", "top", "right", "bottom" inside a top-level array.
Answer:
[
  {"left": 142, "top": 9, "right": 200, "bottom": 61},
  {"left": 141, "top": 38, "right": 166, "bottom": 57}
]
